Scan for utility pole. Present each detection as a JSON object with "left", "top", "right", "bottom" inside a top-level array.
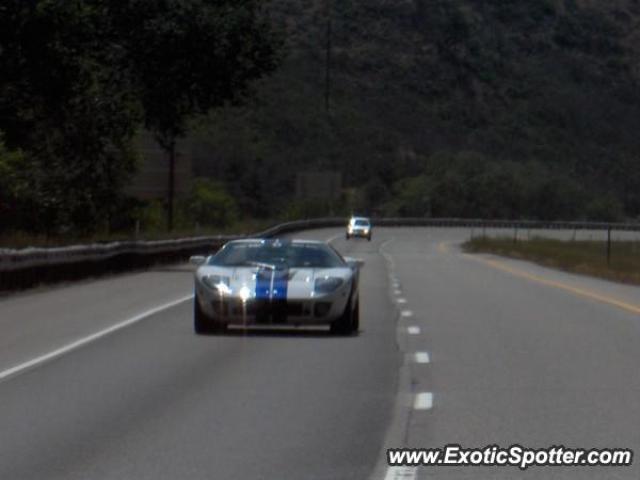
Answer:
[{"left": 324, "top": 0, "right": 332, "bottom": 113}]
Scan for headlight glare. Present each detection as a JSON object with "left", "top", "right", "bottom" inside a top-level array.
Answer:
[
  {"left": 202, "top": 275, "right": 231, "bottom": 294},
  {"left": 314, "top": 277, "right": 343, "bottom": 294},
  {"left": 238, "top": 285, "right": 251, "bottom": 302}
]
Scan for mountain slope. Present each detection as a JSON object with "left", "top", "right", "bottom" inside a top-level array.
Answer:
[{"left": 195, "top": 0, "right": 640, "bottom": 220}]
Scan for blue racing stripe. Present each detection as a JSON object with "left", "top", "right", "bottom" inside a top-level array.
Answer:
[
  {"left": 255, "top": 268, "right": 272, "bottom": 300},
  {"left": 254, "top": 267, "right": 289, "bottom": 300},
  {"left": 272, "top": 268, "right": 289, "bottom": 300}
]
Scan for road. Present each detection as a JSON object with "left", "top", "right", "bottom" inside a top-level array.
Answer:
[{"left": 0, "top": 228, "right": 639, "bottom": 479}]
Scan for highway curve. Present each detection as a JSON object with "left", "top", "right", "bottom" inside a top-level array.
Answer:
[{"left": 0, "top": 228, "right": 639, "bottom": 480}]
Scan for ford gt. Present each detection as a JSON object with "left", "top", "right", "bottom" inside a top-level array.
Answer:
[{"left": 190, "top": 239, "right": 362, "bottom": 335}]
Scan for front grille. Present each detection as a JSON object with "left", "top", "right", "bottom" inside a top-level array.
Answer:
[
  {"left": 314, "top": 302, "right": 332, "bottom": 317},
  {"left": 221, "top": 299, "right": 308, "bottom": 318},
  {"left": 286, "top": 301, "right": 304, "bottom": 316}
]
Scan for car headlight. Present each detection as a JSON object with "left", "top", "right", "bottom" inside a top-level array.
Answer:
[
  {"left": 238, "top": 285, "right": 251, "bottom": 302},
  {"left": 202, "top": 275, "right": 231, "bottom": 294},
  {"left": 314, "top": 277, "right": 344, "bottom": 294}
]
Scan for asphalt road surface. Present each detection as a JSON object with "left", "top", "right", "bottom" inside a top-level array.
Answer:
[{"left": 0, "top": 228, "right": 639, "bottom": 480}]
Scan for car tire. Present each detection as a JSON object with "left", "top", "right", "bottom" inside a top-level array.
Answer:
[
  {"left": 194, "top": 296, "right": 227, "bottom": 334},
  {"left": 331, "top": 297, "right": 357, "bottom": 335},
  {"left": 345, "top": 233, "right": 350, "bottom": 240},
  {"left": 352, "top": 300, "right": 360, "bottom": 332},
  {"left": 194, "top": 295, "right": 210, "bottom": 334},
  {"left": 367, "top": 234, "right": 372, "bottom": 241}
]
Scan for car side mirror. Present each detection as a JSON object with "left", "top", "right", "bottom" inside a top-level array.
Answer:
[
  {"left": 189, "top": 255, "right": 206, "bottom": 266},
  {"left": 344, "top": 257, "right": 365, "bottom": 269}
]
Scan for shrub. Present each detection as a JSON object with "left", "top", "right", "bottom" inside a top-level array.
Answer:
[{"left": 181, "top": 178, "right": 238, "bottom": 228}]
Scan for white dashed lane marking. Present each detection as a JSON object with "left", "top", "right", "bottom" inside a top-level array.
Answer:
[
  {"left": 407, "top": 326, "right": 421, "bottom": 335},
  {"left": 414, "top": 352, "right": 430, "bottom": 363},
  {"left": 414, "top": 392, "right": 433, "bottom": 410},
  {"left": 384, "top": 466, "right": 417, "bottom": 480}
]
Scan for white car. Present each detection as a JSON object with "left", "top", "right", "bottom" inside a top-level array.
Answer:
[
  {"left": 190, "top": 239, "right": 363, "bottom": 335},
  {"left": 346, "top": 217, "right": 372, "bottom": 241}
]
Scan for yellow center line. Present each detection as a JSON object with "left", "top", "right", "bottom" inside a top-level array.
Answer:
[{"left": 461, "top": 254, "right": 640, "bottom": 316}]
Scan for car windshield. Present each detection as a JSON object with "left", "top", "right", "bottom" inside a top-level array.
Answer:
[
  {"left": 354, "top": 220, "right": 369, "bottom": 226},
  {"left": 208, "top": 241, "right": 345, "bottom": 268}
]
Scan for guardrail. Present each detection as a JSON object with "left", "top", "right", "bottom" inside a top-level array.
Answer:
[
  {"left": 2, "top": 217, "right": 640, "bottom": 291},
  {"left": 0, "top": 218, "right": 344, "bottom": 291}
]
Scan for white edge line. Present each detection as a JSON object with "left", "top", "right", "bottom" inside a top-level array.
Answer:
[
  {"left": 414, "top": 392, "right": 433, "bottom": 410},
  {"left": 0, "top": 294, "right": 194, "bottom": 381},
  {"left": 414, "top": 352, "right": 430, "bottom": 363}
]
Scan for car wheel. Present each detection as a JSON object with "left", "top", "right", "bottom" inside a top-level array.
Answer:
[
  {"left": 330, "top": 297, "right": 357, "bottom": 335},
  {"left": 352, "top": 300, "right": 360, "bottom": 332},
  {"left": 367, "top": 234, "right": 372, "bottom": 241},
  {"left": 194, "top": 296, "right": 227, "bottom": 334},
  {"left": 345, "top": 233, "right": 350, "bottom": 240},
  {"left": 194, "top": 296, "right": 211, "bottom": 334}
]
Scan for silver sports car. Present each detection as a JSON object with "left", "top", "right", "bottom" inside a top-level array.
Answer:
[{"left": 190, "top": 239, "right": 363, "bottom": 335}]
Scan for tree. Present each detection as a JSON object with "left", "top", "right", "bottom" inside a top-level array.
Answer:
[
  {"left": 0, "top": 0, "right": 281, "bottom": 234},
  {"left": 182, "top": 178, "right": 238, "bottom": 227},
  {"left": 115, "top": 0, "right": 281, "bottom": 230},
  {"left": 0, "top": 1, "right": 141, "bottom": 234}
]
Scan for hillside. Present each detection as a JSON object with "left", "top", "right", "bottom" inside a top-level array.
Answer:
[{"left": 195, "top": 0, "right": 640, "bottom": 221}]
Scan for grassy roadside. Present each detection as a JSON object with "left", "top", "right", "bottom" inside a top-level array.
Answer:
[
  {"left": 0, "top": 218, "right": 277, "bottom": 250},
  {"left": 463, "top": 237, "right": 640, "bottom": 286}
]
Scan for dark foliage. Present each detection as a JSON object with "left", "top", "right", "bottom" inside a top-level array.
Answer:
[
  {"left": 196, "top": 0, "right": 640, "bottom": 221},
  {"left": 0, "top": 0, "right": 280, "bottom": 234},
  {"left": 2, "top": 0, "right": 640, "bottom": 237}
]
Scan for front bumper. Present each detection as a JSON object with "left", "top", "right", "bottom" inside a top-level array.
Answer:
[
  {"left": 347, "top": 229, "right": 371, "bottom": 237},
  {"left": 196, "top": 290, "right": 348, "bottom": 326}
]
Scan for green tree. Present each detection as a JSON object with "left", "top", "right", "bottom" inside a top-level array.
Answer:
[
  {"left": 0, "top": 137, "right": 24, "bottom": 233},
  {"left": 0, "top": 1, "right": 141, "bottom": 234},
  {"left": 115, "top": 0, "right": 281, "bottom": 231},
  {"left": 182, "top": 178, "right": 238, "bottom": 228},
  {"left": 384, "top": 176, "right": 432, "bottom": 217}
]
